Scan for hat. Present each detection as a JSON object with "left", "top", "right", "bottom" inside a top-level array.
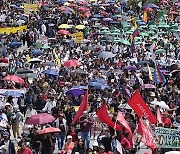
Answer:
[
  {"left": 150, "top": 92, "right": 155, "bottom": 97},
  {"left": 99, "top": 145, "right": 105, "bottom": 150},
  {"left": 67, "top": 135, "right": 72, "bottom": 139}
]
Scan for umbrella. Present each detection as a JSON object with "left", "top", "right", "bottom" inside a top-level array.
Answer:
[
  {"left": 103, "top": 18, "right": 113, "bottom": 22},
  {"left": 140, "top": 84, "right": 156, "bottom": 89},
  {"left": 16, "top": 69, "right": 33, "bottom": 74},
  {"left": 42, "top": 45, "right": 51, "bottom": 49},
  {"left": 143, "top": 3, "right": 159, "bottom": 9},
  {"left": 124, "top": 66, "right": 137, "bottom": 71},
  {"left": 98, "top": 51, "right": 116, "bottom": 58},
  {"left": 144, "top": 7, "right": 153, "bottom": 12},
  {"left": 28, "top": 58, "right": 42, "bottom": 63},
  {"left": 43, "top": 62, "right": 57, "bottom": 67},
  {"left": 138, "top": 21, "right": 146, "bottom": 26},
  {"left": 93, "top": 14, "right": 103, "bottom": 18},
  {"left": 16, "top": 19, "right": 25, "bottom": 25},
  {"left": 25, "top": 113, "right": 55, "bottom": 125},
  {"left": 58, "top": 24, "right": 70, "bottom": 29},
  {"left": 8, "top": 42, "right": 22, "bottom": 47},
  {"left": 0, "top": 91, "right": 22, "bottom": 97},
  {"left": 169, "top": 11, "right": 178, "bottom": 15},
  {"left": 92, "top": 78, "right": 107, "bottom": 84},
  {"left": 75, "top": 25, "right": 85, "bottom": 29},
  {"left": 42, "top": 69, "right": 59, "bottom": 76},
  {"left": 139, "top": 32, "right": 149, "bottom": 37},
  {"left": 39, "top": 127, "right": 61, "bottom": 134},
  {"left": 2, "top": 75, "right": 24, "bottom": 83},
  {"left": 155, "top": 49, "right": 166, "bottom": 54},
  {"left": 31, "top": 49, "right": 43, "bottom": 56},
  {"left": 88, "top": 82, "right": 109, "bottom": 90},
  {"left": 72, "top": 69, "right": 88, "bottom": 75},
  {"left": 63, "top": 59, "right": 81, "bottom": 67},
  {"left": 165, "top": 151, "right": 180, "bottom": 154},
  {"left": 66, "top": 88, "right": 85, "bottom": 97},
  {"left": 100, "top": 26, "right": 109, "bottom": 30},
  {"left": 151, "top": 100, "right": 169, "bottom": 109},
  {"left": 58, "top": 30, "right": 70, "bottom": 35}
]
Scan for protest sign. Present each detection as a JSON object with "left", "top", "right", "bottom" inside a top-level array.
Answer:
[{"left": 155, "top": 127, "right": 180, "bottom": 148}]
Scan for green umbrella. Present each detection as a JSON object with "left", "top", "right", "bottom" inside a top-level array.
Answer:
[
  {"left": 125, "top": 31, "right": 133, "bottom": 35},
  {"left": 171, "top": 23, "right": 178, "bottom": 28},
  {"left": 158, "top": 23, "right": 170, "bottom": 28},
  {"left": 139, "top": 32, "right": 149, "bottom": 37},
  {"left": 35, "top": 42, "right": 42, "bottom": 49},
  {"left": 101, "top": 30, "right": 110, "bottom": 34},
  {"left": 42, "top": 45, "right": 51, "bottom": 49},
  {"left": 100, "top": 27, "right": 109, "bottom": 30},
  {"left": 155, "top": 48, "right": 166, "bottom": 54},
  {"left": 135, "top": 41, "right": 142, "bottom": 45},
  {"left": 118, "top": 39, "right": 131, "bottom": 45},
  {"left": 134, "top": 37, "right": 141, "bottom": 40},
  {"left": 158, "top": 31, "right": 166, "bottom": 34},
  {"left": 114, "top": 14, "right": 121, "bottom": 18},
  {"left": 148, "top": 31, "right": 156, "bottom": 34},
  {"left": 113, "top": 39, "right": 122, "bottom": 43},
  {"left": 151, "top": 35, "right": 158, "bottom": 39},
  {"left": 112, "top": 29, "right": 120, "bottom": 33},
  {"left": 170, "top": 29, "right": 180, "bottom": 33},
  {"left": 111, "top": 32, "right": 119, "bottom": 35}
]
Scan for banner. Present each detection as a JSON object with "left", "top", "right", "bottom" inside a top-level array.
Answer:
[
  {"left": 0, "top": 25, "right": 27, "bottom": 34},
  {"left": 155, "top": 127, "right": 180, "bottom": 148},
  {"left": 24, "top": 4, "right": 39, "bottom": 12},
  {"left": 128, "top": 90, "right": 157, "bottom": 124}
]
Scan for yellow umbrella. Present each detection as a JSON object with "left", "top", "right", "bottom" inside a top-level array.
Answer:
[
  {"left": 64, "top": 2, "right": 70, "bottom": 6},
  {"left": 58, "top": 24, "right": 70, "bottom": 29},
  {"left": 75, "top": 25, "right": 85, "bottom": 29},
  {"left": 89, "top": 0, "right": 97, "bottom": 2}
]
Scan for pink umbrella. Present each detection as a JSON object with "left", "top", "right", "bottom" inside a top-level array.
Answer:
[
  {"left": 63, "top": 59, "right": 81, "bottom": 67},
  {"left": 140, "top": 84, "right": 156, "bottom": 89},
  {"left": 161, "top": 0, "right": 168, "bottom": 4},
  {"left": 144, "top": 7, "right": 153, "bottom": 12},
  {"left": 2, "top": 75, "right": 24, "bottom": 83},
  {"left": 169, "top": 11, "right": 178, "bottom": 15},
  {"left": 25, "top": 113, "right": 55, "bottom": 125},
  {"left": 58, "top": 30, "right": 70, "bottom": 35},
  {"left": 39, "top": 127, "right": 61, "bottom": 134}
]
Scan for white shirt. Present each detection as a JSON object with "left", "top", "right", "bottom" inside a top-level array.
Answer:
[
  {"left": 25, "top": 109, "right": 37, "bottom": 119},
  {"left": 42, "top": 100, "right": 56, "bottom": 113}
]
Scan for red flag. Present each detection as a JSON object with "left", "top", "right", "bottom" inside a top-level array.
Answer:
[
  {"left": 128, "top": 90, "right": 157, "bottom": 124},
  {"left": 138, "top": 119, "right": 156, "bottom": 149},
  {"left": 96, "top": 103, "right": 122, "bottom": 131},
  {"left": 117, "top": 112, "right": 133, "bottom": 148},
  {"left": 157, "top": 108, "right": 163, "bottom": 124},
  {"left": 72, "top": 90, "right": 88, "bottom": 123}
]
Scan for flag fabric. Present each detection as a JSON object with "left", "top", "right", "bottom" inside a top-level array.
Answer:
[
  {"left": 72, "top": 90, "right": 88, "bottom": 123},
  {"left": 116, "top": 139, "right": 123, "bottom": 154},
  {"left": 132, "top": 18, "right": 138, "bottom": 30},
  {"left": 143, "top": 11, "right": 148, "bottom": 22},
  {"left": 132, "top": 28, "right": 139, "bottom": 38},
  {"left": 138, "top": 119, "right": 156, "bottom": 149},
  {"left": 130, "top": 41, "right": 135, "bottom": 53},
  {"left": 153, "top": 64, "right": 166, "bottom": 85},
  {"left": 53, "top": 49, "right": 61, "bottom": 67},
  {"left": 96, "top": 103, "right": 122, "bottom": 131},
  {"left": 117, "top": 111, "right": 133, "bottom": 148},
  {"left": 128, "top": 90, "right": 157, "bottom": 124},
  {"left": 157, "top": 108, "right": 163, "bottom": 124},
  {"left": 147, "top": 64, "right": 153, "bottom": 81}
]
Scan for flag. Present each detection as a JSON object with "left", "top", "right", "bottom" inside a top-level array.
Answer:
[
  {"left": 132, "top": 29, "right": 139, "bottom": 38},
  {"left": 96, "top": 103, "right": 122, "bottom": 131},
  {"left": 128, "top": 90, "right": 157, "bottom": 124},
  {"left": 153, "top": 64, "right": 166, "bottom": 85},
  {"left": 130, "top": 41, "right": 135, "bottom": 53},
  {"left": 117, "top": 111, "right": 133, "bottom": 148},
  {"left": 138, "top": 119, "right": 156, "bottom": 149},
  {"left": 147, "top": 64, "right": 153, "bottom": 81},
  {"left": 116, "top": 139, "right": 123, "bottom": 154},
  {"left": 143, "top": 11, "right": 148, "bottom": 22},
  {"left": 72, "top": 90, "right": 88, "bottom": 123},
  {"left": 157, "top": 108, "right": 163, "bottom": 124},
  {"left": 131, "top": 17, "right": 138, "bottom": 30},
  {"left": 53, "top": 49, "right": 61, "bottom": 67}
]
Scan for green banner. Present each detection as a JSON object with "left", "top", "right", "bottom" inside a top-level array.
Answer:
[{"left": 155, "top": 127, "right": 180, "bottom": 148}]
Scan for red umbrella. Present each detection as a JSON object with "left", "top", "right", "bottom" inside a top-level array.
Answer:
[
  {"left": 169, "top": 11, "right": 178, "bottom": 15},
  {"left": 144, "top": 7, "right": 153, "bottom": 12},
  {"left": 79, "top": 1, "right": 89, "bottom": 5},
  {"left": 140, "top": 84, "right": 156, "bottom": 89},
  {"left": 69, "top": 3, "right": 76, "bottom": 7},
  {"left": 58, "top": 30, "right": 70, "bottom": 35},
  {"left": 2, "top": 75, "right": 24, "bottom": 83},
  {"left": 63, "top": 59, "right": 81, "bottom": 67},
  {"left": 25, "top": 113, "right": 55, "bottom": 125},
  {"left": 39, "top": 127, "right": 61, "bottom": 134},
  {"left": 0, "top": 57, "right": 8, "bottom": 63},
  {"left": 83, "top": 12, "right": 92, "bottom": 17},
  {"left": 100, "top": 11, "right": 108, "bottom": 16},
  {"left": 58, "top": 6, "right": 68, "bottom": 11},
  {"left": 78, "top": 7, "right": 89, "bottom": 12}
]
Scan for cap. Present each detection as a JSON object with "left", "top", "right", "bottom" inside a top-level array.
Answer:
[{"left": 67, "top": 135, "right": 72, "bottom": 139}]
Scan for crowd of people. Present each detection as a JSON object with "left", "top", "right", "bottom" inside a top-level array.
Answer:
[{"left": 0, "top": 0, "right": 179, "bottom": 154}]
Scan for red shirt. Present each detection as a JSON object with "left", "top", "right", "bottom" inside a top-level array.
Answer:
[
  {"left": 163, "top": 118, "right": 172, "bottom": 127},
  {"left": 17, "top": 147, "right": 33, "bottom": 154},
  {"left": 121, "top": 137, "right": 131, "bottom": 149}
]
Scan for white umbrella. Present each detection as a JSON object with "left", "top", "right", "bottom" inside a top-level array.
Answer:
[
  {"left": 28, "top": 58, "right": 42, "bottom": 63},
  {"left": 16, "top": 19, "right": 25, "bottom": 26},
  {"left": 151, "top": 100, "right": 169, "bottom": 109},
  {"left": 165, "top": 151, "right": 180, "bottom": 154}
]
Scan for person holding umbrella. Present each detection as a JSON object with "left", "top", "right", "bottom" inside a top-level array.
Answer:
[{"left": 40, "top": 133, "right": 53, "bottom": 154}]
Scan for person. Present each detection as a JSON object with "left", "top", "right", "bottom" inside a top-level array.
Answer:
[
  {"left": 42, "top": 96, "right": 56, "bottom": 113},
  {"left": 67, "top": 124, "right": 78, "bottom": 144},
  {"left": 72, "top": 139, "right": 85, "bottom": 154},
  {"left": 17, "top": 141, "right": 33, "bottom": 154},
  {"left": 78, "top": 111, "right": 93, "bottom": 148},
  {"left": 54, "top": 113, "right": 66, "bottom": 151},
  {"left": 62, "top": 135, "right": 74, "bottom": 154},
  {"left": 27, "top": 127, "right": 41, "bottom": 153},
  {"left": 0, "top": 132, "right": 16, "bottom": 154},
  {"left": 25, "top": 104, "right": 37, "bottom": 120},
  {"left": 101, "top": 128, "right": 112, "bottom": 152},
  {"left": 40, "top": 133, "right": 53, "bottom": 154}
]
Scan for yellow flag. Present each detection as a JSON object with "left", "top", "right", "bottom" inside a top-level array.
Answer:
[
  {"left": 26, "top": 55, "right": 31, "bottom": 62},
  {"left": 53, "top": 49, "right": 61, "bottom": 67},
  {"left": 132, "top": 18, "right": 138, "bottom": 30},
  {"left": 147, "top": 64, "right": 153, "bottom": 80},
  {"left": 143, "top": 11, "right": 148, "bottom": 22}
]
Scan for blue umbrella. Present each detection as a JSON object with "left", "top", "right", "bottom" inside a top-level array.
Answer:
[
  {"left": 31, "top": 49, "right": 43, "bottom": 56},
  {"left": 92, "top": 78, "right": 107, "bottom": 84},
  {"left": 42, "top": 69, "right": 59, "bottom": 76},
  {"left": 127, "top": 10, "right": 134, "bottom": 14},
  {"left": 98, "top": 51, "right": 116, "bottom": 58},
  {"left": 91, "top": 18, "right": 98, "bottom": 21},
  {"left": 1, "top": 91, "right": 22, "bottom": 97},
  {"left": 93, "top": 14, "right": 103, "bottom": 18},
  {"left": 90, "top": 82, "right": 110, "bottom": 90},
  {"left": 66, "top": 88, "right": 85, "bottom": 97},
  {"left": 8, "top": 41, "right": 22, "bottom": 47},
  {"left": 138, "top": 21, "right": 146, "bottom": 26},
  {"left": 143, "top": 3, "right": 159, "bottom": 9}
]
